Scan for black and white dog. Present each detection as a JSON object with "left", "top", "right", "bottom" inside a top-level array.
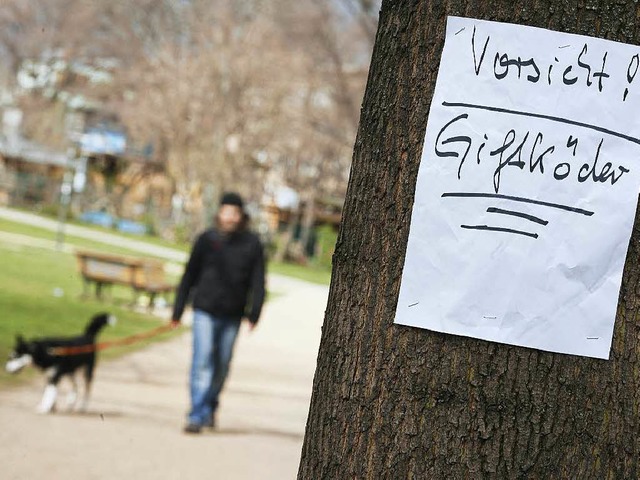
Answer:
[{"left": 5, "top": 312, "right": 116, "bottom": 413}]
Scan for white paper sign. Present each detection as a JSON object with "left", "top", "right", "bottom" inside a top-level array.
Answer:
[{"left": 395, "top": 17, "right": 640, "bottom": 359}]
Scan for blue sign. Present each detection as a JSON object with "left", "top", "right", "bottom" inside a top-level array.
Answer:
[{"left": 80, "top": 129, "right": 127, "bottom": 155}]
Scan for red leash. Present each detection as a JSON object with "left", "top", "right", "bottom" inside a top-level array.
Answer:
[{"left": 47, "top": 324, "right": 176, "bottom": 356}]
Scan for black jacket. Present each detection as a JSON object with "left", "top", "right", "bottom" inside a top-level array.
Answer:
[{"left": 172, "top": 228, "right": 266, "bottom": 324}]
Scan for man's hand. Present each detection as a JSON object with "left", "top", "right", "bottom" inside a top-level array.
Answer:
[
  {"left": 170, "top": 319, "right": 181, "bottom": 329},
  {"left": 243, "top": 318, "right": 257, "bottom": 332}
]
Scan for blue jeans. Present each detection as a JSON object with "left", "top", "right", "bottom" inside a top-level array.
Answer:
[{"left": 188, "top": 309, "right": 241, "bottom": 425}]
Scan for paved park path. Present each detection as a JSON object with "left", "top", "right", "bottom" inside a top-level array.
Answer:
[
  {"left": 0, "top": 206, "right": 188, "bottom": 262},
  {"left": 0, "top": 207, "right": 329, "bottom": 479}
]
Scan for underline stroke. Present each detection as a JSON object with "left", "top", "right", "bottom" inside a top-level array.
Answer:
[
  {"left": 486, "top": 207, "right": 549, "bottom": 225},
  {"left": 460, "top": 224, "right": 539, "bottom": 239},
  {"left": 442, "top": 101, "right": 640, "bottom": 147},
  {"left": 442, "top": 192, "right": 594, "bottom": 216}
]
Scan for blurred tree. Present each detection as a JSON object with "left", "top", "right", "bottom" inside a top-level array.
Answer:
[
  {"left": 269, "top": 0, "right": 378, "bottom": 260},
  {"left": 0, "top": 0, "right": 380, "bottom": 244}
]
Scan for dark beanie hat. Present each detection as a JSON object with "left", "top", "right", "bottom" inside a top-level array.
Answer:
[{"left": 220, "top": 192, "right": 244, "bottom": 210}]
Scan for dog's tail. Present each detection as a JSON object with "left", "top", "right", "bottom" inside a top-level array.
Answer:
[{"left": 84, "top": 313, "right": 117, "bottom": 338}]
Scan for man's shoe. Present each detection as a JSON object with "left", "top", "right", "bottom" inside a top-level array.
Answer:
[
  {"left": 205, "top": 414, "right": 216, "bottom": 429},
  {"left": 183, "top": 423, "right": 202, "bottom": 434}
]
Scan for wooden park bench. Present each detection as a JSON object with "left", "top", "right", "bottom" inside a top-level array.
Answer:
[{"left": 75, "top": 250, "right": 174, "bottom": 308}]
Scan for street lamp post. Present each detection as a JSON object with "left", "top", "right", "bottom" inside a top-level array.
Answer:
[{"left": 55, "top": 148, "right": 77, "bottom": 250}]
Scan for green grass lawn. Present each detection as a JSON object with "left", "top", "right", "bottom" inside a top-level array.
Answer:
[
  {"left": 268, "top": 261, "right": 332, "bottom": 285},
  {"left": 0, "top": 244, "right": 183, "bottom": 387}
]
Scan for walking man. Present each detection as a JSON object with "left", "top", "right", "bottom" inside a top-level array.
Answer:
[{"left": 171, "top": 192, "right": 266, "bottom": 434}]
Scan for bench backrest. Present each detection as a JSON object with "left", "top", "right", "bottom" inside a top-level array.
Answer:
[
  {"left": 133, "top": 260, "right": 168, "bottom": 289},
  {"left": 76, "top": 251, "right": 142, "bottom": 285},
  {"left": 84, "top": 258, "right": 136, "bottom": 283}
]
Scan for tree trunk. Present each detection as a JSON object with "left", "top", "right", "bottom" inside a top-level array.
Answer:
[
  {"left": 274, "top": 208, "right": 300, "bottom": 263},
  {"left": 299, "top": 191, "right": 317, "bottom": 260},
  {"left": 298, "top": 1, "right": 640, "bottom": 478}
]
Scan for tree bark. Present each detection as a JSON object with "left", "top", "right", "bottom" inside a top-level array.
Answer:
[{"left": 298, "top": 1, "right": 640, "bottom": 478}]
